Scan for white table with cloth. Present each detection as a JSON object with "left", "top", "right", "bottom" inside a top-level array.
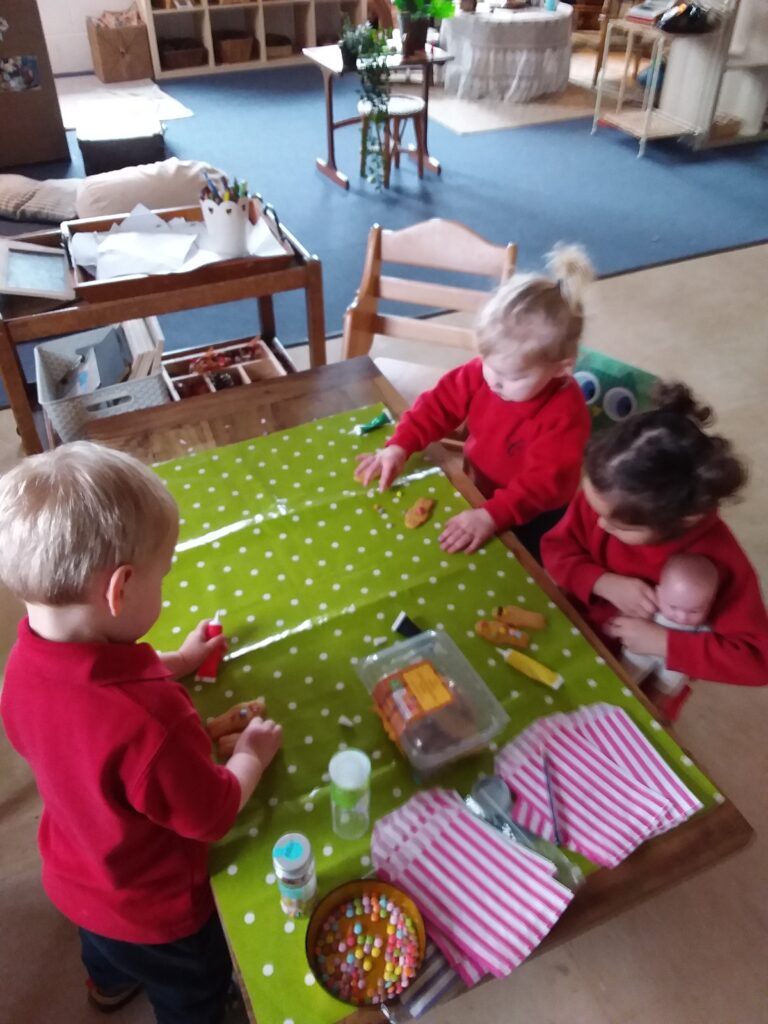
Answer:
[{"left": 439, "top": 3, "right": 573, "bottom": 102}]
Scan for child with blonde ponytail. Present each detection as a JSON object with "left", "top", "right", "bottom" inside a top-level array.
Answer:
[{"left": 355, "top": 244, "right": 594, "bottom": 559}]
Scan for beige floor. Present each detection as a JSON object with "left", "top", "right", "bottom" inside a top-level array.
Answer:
[
  {"left": 1, "top": 245, "right": 768, "bottom": 1023},
  {"left": 409, "top": 50, "right": 639, "bottom": 136}
]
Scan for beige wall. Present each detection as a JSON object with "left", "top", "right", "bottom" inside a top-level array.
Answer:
[{"left": 37, "top": 0, "right": 135, "bottom": 75}]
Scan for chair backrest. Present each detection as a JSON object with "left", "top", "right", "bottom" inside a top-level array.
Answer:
[{"left": 342, "top": 219, "right": 517, "bottom": 360}]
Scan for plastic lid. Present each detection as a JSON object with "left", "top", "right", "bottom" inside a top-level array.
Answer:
[{"left": 272, "top": 833, "right": 312, "bottom": 879}]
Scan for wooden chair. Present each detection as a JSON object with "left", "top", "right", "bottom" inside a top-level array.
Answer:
[
  {"left": 590, "top": 0, "right": 648, "bottom": 85},
  {"left": 342, "top": 219, "right": 517, "bottom": 406}
]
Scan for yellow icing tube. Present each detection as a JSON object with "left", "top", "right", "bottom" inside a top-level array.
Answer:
[{"left": 503, "top": 649, "right": 563, "bottom": 690}]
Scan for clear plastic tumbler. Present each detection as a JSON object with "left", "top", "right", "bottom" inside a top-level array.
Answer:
[{"left": 328, "top": 749, "right": 371, "bottom": 840}]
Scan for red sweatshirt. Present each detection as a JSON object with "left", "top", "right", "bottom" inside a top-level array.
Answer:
[
  {"left": 387, "top": 359, "right": 591, "bottom": 528},
  {"left": 0, "top": 621, "right": 241, "bottom": 943},
  {"left": 541, "top": 490, "right": 768, "bottom": 686}
]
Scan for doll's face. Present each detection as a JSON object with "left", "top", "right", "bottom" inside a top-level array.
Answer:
[{"left": 656, "top": 570, "right": 715, "bottom": 627}]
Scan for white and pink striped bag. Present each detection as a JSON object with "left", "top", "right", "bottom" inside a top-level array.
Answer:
[
  {"left": 372, "top": 789, "right": 574, "bottom": 984},
  {"left": 495, "top": 704, "right": 702, "bottom": 867}
]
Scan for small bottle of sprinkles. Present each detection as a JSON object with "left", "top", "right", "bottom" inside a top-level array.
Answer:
[{"left": 272, "top": 833, "right": 317, "bottom": 918}]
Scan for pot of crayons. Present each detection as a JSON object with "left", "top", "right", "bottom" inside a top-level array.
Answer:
[{"left": 199, "top": 174, "right": 250, "bottom": 257}]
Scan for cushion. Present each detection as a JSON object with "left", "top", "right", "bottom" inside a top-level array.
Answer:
[
  {"left": 75, "top": 157, "right": 226, "bottom": 218},
  {"left": 574, "top": 347, "right": 659, "bottom": 431},
  {"left": 0, "top": 174, "right": 79, "bottom": 223}
]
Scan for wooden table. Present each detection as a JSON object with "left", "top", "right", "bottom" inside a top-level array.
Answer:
[
  {"left": 0, "top": 202, "right": 326, "bottom": 456},
  {"left": 302, "top": 44, "right": 452, "bottom": 190},
  {"left": 88, "top": 357, "right": 754, "bottom": 1022}
]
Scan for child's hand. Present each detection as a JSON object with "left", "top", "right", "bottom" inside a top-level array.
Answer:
[
  {"left": 176, "top": 619, "right": 228, "bottom": 676},
  {"left": 439, "top": 509, "right": 496, "bottom": 554},
  {"left": 606, "top": 616, "right": 669, "bottom": 657},
  {"left": 228, "top": 717, "right": 283, "bottom": 809},
  {"left": 592, "top": 574, "right": 657, "bottom": 618},
  {"left": 354, "top": 445, "right": 406, "bottom": 491},
  {"left": 233, "top": 716, "right": 283, "bottom": 769}
]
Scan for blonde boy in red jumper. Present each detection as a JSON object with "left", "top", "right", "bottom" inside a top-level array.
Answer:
[
  {"left": 355, "top": 246, "right": 593, "bottom": 560},
  {"left": 0, "top": 443, "right": 282, "bottom": 1023}
]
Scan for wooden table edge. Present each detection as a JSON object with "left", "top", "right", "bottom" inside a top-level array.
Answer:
[{"left": 88, "top": 355, "right": 755, "bottom": 1024}]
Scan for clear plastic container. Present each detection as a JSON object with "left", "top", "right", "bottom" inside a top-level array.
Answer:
[
  {"left": 356, "top": 630, "right": 509, "bottom": 775},
  {"left": 328, "top": 749, "right": 371, "bottom": 840}
]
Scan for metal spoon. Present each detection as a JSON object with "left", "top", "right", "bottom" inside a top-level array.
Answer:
[{"left": 468, "top": 775, "right": 583, "bottom": 891}]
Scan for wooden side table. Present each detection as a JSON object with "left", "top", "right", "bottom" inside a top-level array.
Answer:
[
  {"left": 0, "top": 201, "right": 326, "bottom": 455},
  {"left": 302, "top": 44, "right": 452, "bottom": 189}
]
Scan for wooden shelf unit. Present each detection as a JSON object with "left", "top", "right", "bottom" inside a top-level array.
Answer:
[
  {"left": 592, "top": 0, "right": 768, "bottom": 154},
  {"left": 140, "top": 0, "right": 366, "bottom": 78},
  {"left": 0, "top": 200, "right": 327, "bottom": 456},
  {"left": 592, "top": 20, "right": 694, "bottom": 156},
  {"left": 657, "top": 0, "right": 768, "bottom": 148}
]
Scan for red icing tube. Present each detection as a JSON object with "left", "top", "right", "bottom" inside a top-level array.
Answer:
[{"left": 195, "top": 611, "right": 224, "bottom": 683}]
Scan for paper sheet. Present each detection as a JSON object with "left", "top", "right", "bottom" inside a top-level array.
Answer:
[
  {"left": 96, "top": 231, "right": 197, "bottom": 280},
  {"left": 70, "top": 204, "right": 287, "bottom": 282}
]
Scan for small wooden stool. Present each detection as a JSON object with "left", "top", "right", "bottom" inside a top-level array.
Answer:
[{"left": 357, "top": 94, "right": 427, "bottom": 187}]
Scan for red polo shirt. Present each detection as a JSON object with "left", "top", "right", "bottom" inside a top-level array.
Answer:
[
  {"left": 542, "top": 491, "right": 768, "bottom": 686},
  {"left": 387, "top": 359, "right": 591, "bottom": 529},
  {"left": 0, "top": 620, "right": 241, "bottom": 943}
]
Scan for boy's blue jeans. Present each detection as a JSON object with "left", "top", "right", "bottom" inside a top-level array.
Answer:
[{"left": 79, "top": 913, "right": 232, "bottom": 1024}]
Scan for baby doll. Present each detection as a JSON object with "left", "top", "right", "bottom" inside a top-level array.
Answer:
[{"left": 622, "top": 553, "right": 718, "bottom": 694}]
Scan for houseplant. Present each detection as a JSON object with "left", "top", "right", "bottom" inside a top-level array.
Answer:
[
  {"left": 339, "top": 17, "right": 375, "bottom": 69},
  {"left": 356, "top": 26, "right": 393, "bottom": 189},
  {"left": 392, "top": 0, "right": 455, "bottom": 57}
]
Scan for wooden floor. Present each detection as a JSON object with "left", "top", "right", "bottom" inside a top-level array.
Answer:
[{"left": 1, "top": 245, "right": 767, "bottom": 1024}]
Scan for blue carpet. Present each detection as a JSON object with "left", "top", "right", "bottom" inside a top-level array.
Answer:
[{"left": 6, "top": 66, "right": 768, "bottom": 392}]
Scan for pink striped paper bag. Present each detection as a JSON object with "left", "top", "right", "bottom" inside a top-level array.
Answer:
[
  {"left": 570, "top": 704, "right": 702, "bottom": 832},
  {"left": 494, "top": 704, "right": 702, "bottom": 867},
  {"left": 373, "top": 792, "right": 574, "bottom": 981}
]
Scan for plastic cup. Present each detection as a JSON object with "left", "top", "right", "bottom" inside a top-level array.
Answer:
[{"left": 328, "top": 749, "right": 371, "bottom": 840}]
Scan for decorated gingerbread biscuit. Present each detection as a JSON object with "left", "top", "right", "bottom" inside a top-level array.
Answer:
[
  {"left": 205, "top": 698, "right": 266, "bottom": 742},
  {"left": 494, "top": 606, "right": 546, "bottom": 631},
  {"left": 404, "top": 498, "right": 435, "bottom": 529},
  {"left": 475, "top": 619, "right": 529, "bottom": 648}
]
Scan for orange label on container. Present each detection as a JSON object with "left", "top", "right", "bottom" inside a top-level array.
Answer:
[
  {"left": 401, "top": 662, "right": 452, "bottom": 712},
  {"left": 371, "top": 660, "right": 455, "bottom": 744}
]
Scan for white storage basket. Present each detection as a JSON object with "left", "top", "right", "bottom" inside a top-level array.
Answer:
[{"left": 35, "top": 319, "right": 169, "bottom": 443}]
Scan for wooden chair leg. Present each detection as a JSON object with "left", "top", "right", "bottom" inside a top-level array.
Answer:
[
  {"left": 383, "top": 117, "right": 392, "bottom": 188},
  {"left": 360, "top": 115, "right": 368, "bottom": 177},
  {"left": 414, "top": 113, "right": 426, "bottom": 179},
  {"left": 592, "top": 20, "right": 608, "bottom": 86},
  {"left": 392, "top": 116, "right": 402, "bottom": 168}
]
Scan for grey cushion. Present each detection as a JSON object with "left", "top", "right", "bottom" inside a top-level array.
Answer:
[{"left": 0, "top": 174, "right": 80, "bottom": 224}]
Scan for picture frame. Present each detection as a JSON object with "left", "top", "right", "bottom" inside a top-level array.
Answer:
[{"left": 0, "top": 239, "right": 75, "bottom": 301}]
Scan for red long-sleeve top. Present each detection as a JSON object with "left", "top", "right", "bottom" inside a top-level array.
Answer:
[
  {"left": 387, "top": 359, "right": 591, "bottom": 529},
  {"left": 0, "top": 621, "right": 241, "bottom": 943},
  {"left": 541, "top": 490, "right": 768, "bottom": 686}
]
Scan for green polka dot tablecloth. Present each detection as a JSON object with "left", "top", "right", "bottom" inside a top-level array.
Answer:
[{"left": 147, "top": 404, "right": 721, "bottom": 1024}]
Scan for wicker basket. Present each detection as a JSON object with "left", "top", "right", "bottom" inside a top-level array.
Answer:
[
  {"left": 35, "top": 323, "right": 170, "bottom": 443},
  {"left": 159, "top": 37, "right": 208, "bottom": 70},
  {"left": 265, "top": 32, "right": 293, "bottom": 58},
  {"left": 709, "top": 114, "right": 743, "bottom": 141},
  {"left": 213, "top": 31, "right": 255, "bottom": 63}
]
